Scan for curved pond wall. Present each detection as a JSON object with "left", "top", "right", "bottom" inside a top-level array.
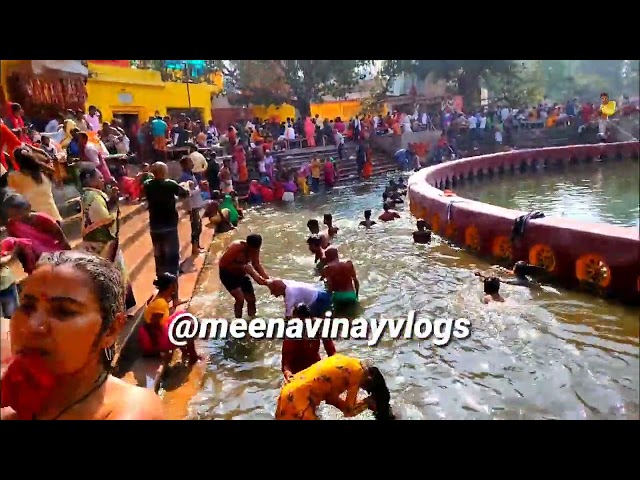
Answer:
[{"left": 407, "top": 141, "right": 640, "bottom": 304}]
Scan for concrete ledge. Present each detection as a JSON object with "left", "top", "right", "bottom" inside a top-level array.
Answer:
[{"left": 407, "top": 141, "right": 640, "bottom": 304}]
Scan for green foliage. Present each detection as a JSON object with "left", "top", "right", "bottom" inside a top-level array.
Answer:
[
  {"left": 485, "top": 61, "right": 545, "bottom": 107},
  {"left": 206, "top": 60, "right": 373, "bottom": 116},
  {"left": 380, "top": 60, "right": 514, "bottom": 108}
]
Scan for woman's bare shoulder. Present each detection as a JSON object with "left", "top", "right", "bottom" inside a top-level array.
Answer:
[
  {"left": 1, "top": 407, "right": 18, "bottom": 420},
  {"left": 106, "top": 376, "right": 165, "bottom": 420}
]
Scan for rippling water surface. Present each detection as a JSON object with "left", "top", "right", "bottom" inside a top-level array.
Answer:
[
  {"left": 457, "top": 160, "right": 639, "bottom": 227},
  {"left": 186, "top": 173, "right": 639, "bottom": 420}
]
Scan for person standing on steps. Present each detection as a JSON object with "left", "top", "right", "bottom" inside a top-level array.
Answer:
[{"left": 143, "top": 162, "right": 189, "bottom": 301}]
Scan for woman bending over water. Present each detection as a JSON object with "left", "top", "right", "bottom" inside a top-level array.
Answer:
[
  {"left": 1, "top": 250, "right": 164, "bottom": 420},
  {"left": 276, "top": 354, "right": 394, "bottom": 420}
]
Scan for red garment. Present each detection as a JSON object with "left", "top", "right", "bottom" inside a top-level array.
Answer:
[
  {"left": 1, "top": 353, "right": 56, "bottom": 420},
  {"left": 259, "top": 185, "right": 274, "bottom": 202},
  {"left": 120, "top": 177, "right": 141, "bottom": 200},
  {"left": 0, "top": 123, "right": 22, "bottom": 171},
  {"left": 273, "top": 182, "right": 284, "bottom": 201},
  {"left": 581, "top": 105, "right": 594, "bottom": 123},
  {"left": 1, "top": 237, "right": 38, "bottom": 274},
  {"left": 281, "top": 338, "right": 336, "bottom": 375}
]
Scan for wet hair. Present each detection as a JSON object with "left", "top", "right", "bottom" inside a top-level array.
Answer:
[
  {"left": 323, "top": 213, "right": 332, "bottom": 223},
  {"left": 307, "top": 219, "right": 320, "bottom": 231},
  {"left": 364, "top": 209, "right": 372, "bottom": 219},
  {"left": 36, "top": 250, "right": 124, "bottom": 369},
  {"left": 153, "top": 272, "right": 178, "bottom": 292},
  {"left": 247, "top": 233, "right": 263, "bottom": 249},
  {"left": 513, "top": 261, "right": 529, "bottom": 276},
  {"left": 483, "top": 277, "right": 501, "bottom": 295},
  {"left": 294, "top": 303, "right": 311, "bottom": 319},
  {"left": 79, "top": 165, "right": 100, "bottom": 187},
  {"left": 416, "top": 220, "right": 427, "bottom": 230},
  {"left": 382, "top": 192, "right": 389, "bottom": 201},
  {"left": 306, "top": 234, "right": 322, "bottom": 247},
  {"left": 11, "top": 103, "right": 21, "bottom": 113},
  {"left": 211, "top": 190, "right": 220, "bottom": 201},
  {"left": 365, "top": 366, "right": 394, "bottom": 420},
  {"left": 383, "top": 202, "right": 391, "bottom": 211}
]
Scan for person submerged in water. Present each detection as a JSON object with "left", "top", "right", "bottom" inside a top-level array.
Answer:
[
  {"left": 474, "top": 273, "right": 505, "bottom": 304},
  {"left": 323, "top": 213, "right": 339, "bottom": 239},
  {"left": 389, "top": 179, "right": 406, "bottom": 196},
  {"left": 382, "top": 190, "right": 403, "bottom": 205},
  {"left": 307, "top": 219, "right": 330, "bottom": 249},
  {"left": 476, "top": 261, "right": 542, "bottom": 289},
  {"left": 275, "top": 354, "right": 394, "bottom": 420},
  {"left": 358, "top": 209, "right": 377, "bottom": 228},
  {"left": 379, "top": 202, "right": 401, "bottom": 222},
  {"left": 396, "top": 177, "right": 407, "bottom": 193},
  {"left": 322, "top": 246, "right": 360, "bottom": 315},
  {"left": 281, "top": 303, "right": 337, "bottom": 383},
  {"left": 412, "top": 220, "right": 431, "bottom": 244}
]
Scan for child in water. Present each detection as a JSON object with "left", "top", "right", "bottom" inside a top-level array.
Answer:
[
  {"left": 475, "top": 273, "right": 505, "bottom": 304},
  {"left": 324, "top": 213, "right": 339, "bottom": 239},
  {"left": 412, "top": 220, "right": 431, "bottom": 244},
  {"left": 359, "top": 210, "right": 376, "bottom": 228}
]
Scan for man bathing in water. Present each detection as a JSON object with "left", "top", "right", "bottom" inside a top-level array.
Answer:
[
  {"left": 243, "top": 269, "right": 333, "bottom": 321},
  {"left": 383, "top": 191, "right": 403, "bottom": 205},
  {"left": 474, "top": 275, "right": 505, "bottom": 304},
  {"left": 413, "top": 220, "right": 431, "bottom": 244},
  {"left": 322, "top": 246, "right": 360, "bottom": 316},
  {"left": 475, "top": 261, "right": 542, "bottom": 289},
  {"left": 307, "top": 234, "right": 326, "bottom": 269},
  {"left": 307, "top": 219, "right": 330, "bottom": 248},
  {"left": 379, "top": 202, "right": 401, "bottom": 222},
  {"left": 323, "top": 214, "right": 339, "bottom": 239},
  {"left": 218, "top": 234, "right": 269, "bottom": 318},
  {"left": 359, "top": 210, "right": 377, "bottom": 228}
]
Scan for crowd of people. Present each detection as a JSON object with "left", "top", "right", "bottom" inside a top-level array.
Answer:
[{"left": 0, "top": 87, "right": 631, "bottom": 420}]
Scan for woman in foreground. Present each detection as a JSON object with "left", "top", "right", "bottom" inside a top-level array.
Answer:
[
  {"left": 1, "top": 250, "right": 164, "bottom": 420},
  {"left": 276, "top": 354, "right": 394, "bottom": 420}
]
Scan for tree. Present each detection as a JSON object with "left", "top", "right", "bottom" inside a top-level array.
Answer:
[
  {"left": 484, "top": 61, "right": 545, "bottom": 107},
  {"left": 208, "top": 60, "right": 372, "bottom": 117},
  {"left": 383, "top": 60, "right": 514, "bottom": 109}
]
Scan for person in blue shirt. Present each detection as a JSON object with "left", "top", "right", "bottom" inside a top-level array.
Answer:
[{"left": 150, "top": 115, "right": 168, "bottom": 158}]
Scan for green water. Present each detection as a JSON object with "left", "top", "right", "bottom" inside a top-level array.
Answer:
[
  {"left": 186, "top": 174, "right": 639, "bottom": 420},
  {"left": 456, "top": 160, "right": 639, "bottom": 227}
]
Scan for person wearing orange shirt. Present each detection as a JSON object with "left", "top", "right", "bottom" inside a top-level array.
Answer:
[{"left": 0, "top": 119, "right": 22, "bottom": 172}]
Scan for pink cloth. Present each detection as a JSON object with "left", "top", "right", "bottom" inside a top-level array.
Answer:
[
  {"left": 324, "top": 161, "right": 335, "bottom": 183},
  {"left": 6, "top": 214, "right": 66, "bottom": 258},
  {"left": 304, "top": 118, "right": 316, "bottom": 147}
]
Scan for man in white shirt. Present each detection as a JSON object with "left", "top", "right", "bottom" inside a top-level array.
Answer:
[
  {"left": 479, "top": 114, "right": 487, "bottom": 130},
  {"left": 84, "top": 105, "right": 101, "bottom": 132},
  {"left": 188, "top": 144, "right": 209, "bottom": 181},
  {"left": 500, "top": 106, "right": 510, "bottom": 122},
  {"left": 245, "top": 269, "right": 333, "bottom": 319},
  {"left": 468, "top": 114, "right": 477, "bottom": 129},
  {"left": 45, "top": 113, "right": 64, "bottom": 133},
  {"left": 285, "top": 125, "right": 296, "bottom": 141}
]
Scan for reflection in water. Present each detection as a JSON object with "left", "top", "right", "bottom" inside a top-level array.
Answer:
[
  {"left": 187, "top": 173, "right": 640, "bottom": 420},
  {"left": 457, "top": 160, "right": 639, "bottom": 227}
]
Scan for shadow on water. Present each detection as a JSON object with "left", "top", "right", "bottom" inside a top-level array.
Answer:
[{"left": 186, "top": 171, "right": 640, "bottom": 420}]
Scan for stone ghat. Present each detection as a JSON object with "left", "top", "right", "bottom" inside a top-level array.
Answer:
[{"left": 407, "top": 141, "right": 640, "bottom": 305}]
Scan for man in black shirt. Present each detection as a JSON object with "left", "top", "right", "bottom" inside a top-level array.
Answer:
[
  {"left": 143, "top": 162, "right": 190, "bottom": 282},
  {"left": 171, "top": 119, "right": 190, "bottom": 148}
]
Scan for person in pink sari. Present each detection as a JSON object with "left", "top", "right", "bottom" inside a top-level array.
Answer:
[
  {"left": 2, "top": 193, "right": 71, "bottom": 260},
  {"left": 304, "top": 117, "right": 316, "bottom": 147}
]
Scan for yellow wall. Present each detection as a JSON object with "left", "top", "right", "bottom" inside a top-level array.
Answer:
[
  {"left": 85, "top": 63, "right": 223, "bottom": 123},
  {"left": 252, "top": 100, "right": 371, "bottom": 122}
]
